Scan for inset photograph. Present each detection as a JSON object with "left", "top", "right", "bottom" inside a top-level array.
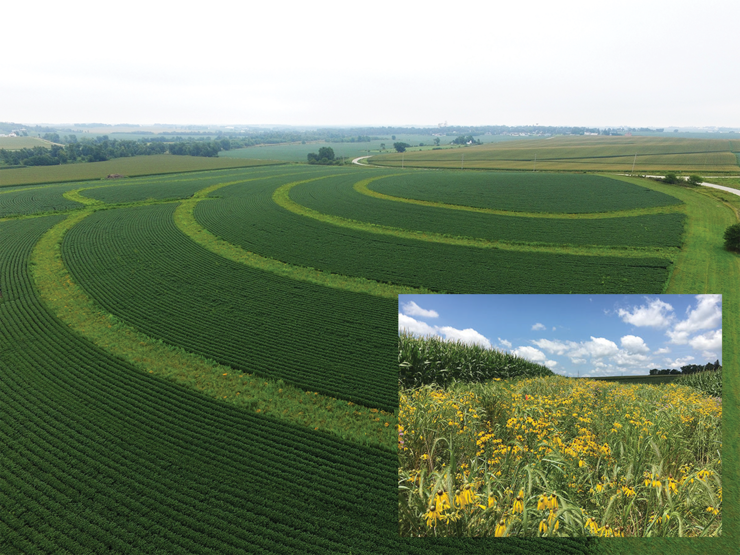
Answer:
[{"left": 398, "top": 294, "right": 722, "bottom": 538}]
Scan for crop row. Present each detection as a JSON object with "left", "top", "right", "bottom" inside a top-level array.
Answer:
[
  {"left": 364, "top": 171, "right": 683, "bottom": 214},
  {"left": 81, "top": 165, "right": 312, "bottom": 205},
  {"left": 1, "top": 217, "right": 600, "bottom": 554},
  {"left": 289, "top": 174, "right": 686, "bottom": 248},
  {"left": 61, "top": 203, "right": 397, "bottom": 411},
  {"left": 0, "top": 183, "right": 84, "bottom": 217},
  {"left": 195, "top": 176, "right": 673, "bottom": 293}
]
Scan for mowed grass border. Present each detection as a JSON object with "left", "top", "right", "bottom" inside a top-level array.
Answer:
[
  {"left": 30, "top": 206, "right": 397, "bottom": 451},
  {"left": 274, "top": 175, "right": 680, "bottom": 259},
  {"left": 355, "top": 175, "right": 685, "bottom": 219}
]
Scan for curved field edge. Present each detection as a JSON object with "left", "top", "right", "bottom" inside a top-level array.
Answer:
[
  {"left": 275, "top": 176, "right": 679, "bottom": 259},
  {"left": 174, "top": 176, "right": 430, "bottom": 298},
  {"left": 30, "top": 209, "right": 397, "bottom": 451},
  {"left": 356, "top": 174, "right": 685, "bottom": 220}
]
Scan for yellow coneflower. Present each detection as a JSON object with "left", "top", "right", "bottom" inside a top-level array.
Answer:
[
  {"left": 424, "top": 503, "right": 441, "bottom": 527},
  {"left": 706, "top": 506, "right": 719, "bottom": 516},
  {"left": 585, "top": 517, "right": 598, "bottom": 534},
  {"left": 549, "top": 493, "right": 558, "bottom": 511},
  {"left": 512, "top": 494, "right": 524, "bottom": 514},
  {"left": 538, "top": 519, "right": 548, "bottom": 534},
  {"left": 435, "top": 489, "right": 450, "bottom": 511},
  {"left": 495, "top": 519, "right": 507, "bottom": 537},
  {"left": 537, "top": 494, "right": 549, "bottom": 511},
  {"left": 460, "top": 484, "right": 476, "bottom": 506}
]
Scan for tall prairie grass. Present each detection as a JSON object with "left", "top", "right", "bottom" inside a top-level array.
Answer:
[{"left": 399, "top": 376, "right": 721, "bottom": 537}]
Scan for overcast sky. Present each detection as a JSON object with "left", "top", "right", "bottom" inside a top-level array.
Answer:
[
  {"left": 4, "top": 1, "right": 739, "bottom": 127},
  {"left": 398, "top": 294, "right": 722, "bottom": 377}
]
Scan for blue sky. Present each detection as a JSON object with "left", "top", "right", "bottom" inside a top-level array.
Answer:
[{"left": 399, "top": 295, "right": 722, "bottom": 377}]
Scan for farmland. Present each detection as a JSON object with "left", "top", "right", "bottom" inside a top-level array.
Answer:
[
  {"left": 0, "top": 160, "right": 738, "bottom": 554},
  {"left": 0, "top": 136, "right": 58, "bottom": 150},
  {"left": 0, "top": 154, "right": 284, "bottom": 187},
  {"left": 369, "top": 135, "right": 740, "bottom": 173}
]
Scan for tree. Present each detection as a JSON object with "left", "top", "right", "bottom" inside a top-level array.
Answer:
[
  {"left": 663, "top": 172, "right": 680, "bottom": 184},
  {"left": 724, "top": 222, "right": 740, "bottom": 252},
  {"left": 380, "top": 143, "right": 386, "bottom": 151},
  {"left": 687, "top": 174, "right": 703, "bottom": 186},
  {"left": 433, "top": 137, "right": 441, "bottom": 146},
  {"left": 318, "top": 146, "right": 335, "bottom": 161},
  {"left": 393, "top": 142, "right": 410, "bottom": 153},
  {"left": 391, "top": 135, "right": 396, "bottom": 140}
]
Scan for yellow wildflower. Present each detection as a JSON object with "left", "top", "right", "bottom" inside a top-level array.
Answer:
[{"left": 424, "top": 504, "right": 442, "bottom": 527}]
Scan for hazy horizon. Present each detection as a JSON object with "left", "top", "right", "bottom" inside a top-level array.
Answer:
[{"left": 4, "top": 1, "right": 738, "bottom": 128}]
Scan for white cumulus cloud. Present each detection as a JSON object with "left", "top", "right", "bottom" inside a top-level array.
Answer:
[
  {"left": 512, "top": 346, "right": 548, "bottom": 363},
  {"left": 400, "top": 301, "right": 439, "bottom": 319},
  {"left": 439, "top": 326, "right": 492, "bottom": 349},
  {"left": 531, "top": 323, "right": 546, "bottom": 331},
  {"left": 498, "top": 337, "right": 512, "bottom": 349},
  {"left": 620, "top": 335, "right": 650, "bottom": 354},
  {"left": 672, "top": 295, "right": 721, "bottom": 334},
  {"left": 398, "top": 314, "right": 492, "bottom": 349},
  {"left": 688, "top": 329, "right": 722, "bottom": 352},
  {"left": 531, "top": 338, "right": 573, "bottom": 356},
  {"left": 617, "top": 298, "right": 674, "bottom": 328},
  {"left": 399, "top": 313, "right": 437, "bottom": 336}
]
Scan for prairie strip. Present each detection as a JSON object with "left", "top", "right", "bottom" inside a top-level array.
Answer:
[
  {"left": 30, "top": 210, "right": 396, "bottom": 451},
  {"left": 355, "top": 175, "right": 685, "bottom": 219},
  {"left": 175, "top": 177, "right": 430, "bottom": 298},
  {"left": 275, "top": 178, "right": 679, "bottom": 259}
]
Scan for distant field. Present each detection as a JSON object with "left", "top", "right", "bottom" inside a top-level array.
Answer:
[
  {"left": 0, "top": 136, "right": 56, "bottom": 150},
  {"left": 0, "top": 154, "right": 284, "bottom": 187},
  {"left": 369, "top": 135, "right": 740, "bottom": 173},
  {"left": 220, "top": 134, "right": 537, "bottom": 163}
]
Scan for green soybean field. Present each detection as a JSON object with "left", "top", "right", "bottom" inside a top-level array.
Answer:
[{"left": 1, "top": 162, "right": 738, "bottom": 554}]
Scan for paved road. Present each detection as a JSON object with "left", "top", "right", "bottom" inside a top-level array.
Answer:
[
  {"left": 352, "top": 156, "right": 372, "bottom": 166},
  {"left": 627, "top": 174, "right": 740, "bottom": 198}
]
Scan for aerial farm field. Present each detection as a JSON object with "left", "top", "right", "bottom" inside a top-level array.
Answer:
[
  {"left": 369, "top": 135, "right": 740, "bottom": 173},
  {"left": 1, "top": 161, "right": 738, "bottom": 554}
]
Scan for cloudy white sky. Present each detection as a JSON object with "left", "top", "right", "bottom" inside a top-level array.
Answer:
[
  {"left": 399, "top": 295, "right": 722, "bottom": 377},
  {"left": 3, "top": 1, "right": 739, "bottom": 127}
]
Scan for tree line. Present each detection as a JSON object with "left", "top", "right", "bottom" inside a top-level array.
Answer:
[
  {"left": 0, "top": 138, "right": 236, "bottom": 167},
  {"left": 649, "top": 360, "right": 721, "bottom": 375}
]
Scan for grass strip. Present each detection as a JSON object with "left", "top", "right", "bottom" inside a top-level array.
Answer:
[
  {"left": 355, "top": 175, "right": 685, "bottom": 219},
  {"left": 275, "top": 176, "right": 680, "bottom": 259},
  {"left": 30, "top": 209, "right": 397, "bottom": 451},
  {"left": 174, "top": 176, "right": 431, "bottom": 298}
]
